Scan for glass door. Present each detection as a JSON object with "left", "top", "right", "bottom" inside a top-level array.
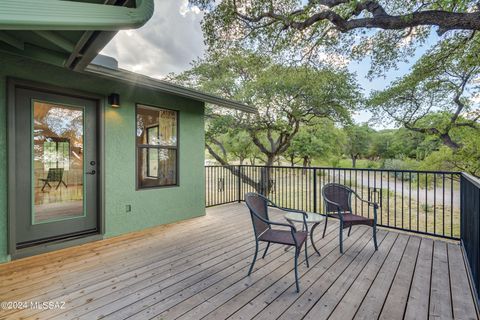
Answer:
[
  {"left": 33, "top": 101, "right": 85, "bottom": 224},
  {"left": 14, "top": 88, "right": 98, "bottom": 247}
]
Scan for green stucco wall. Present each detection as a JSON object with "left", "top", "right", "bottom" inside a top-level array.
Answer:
[{"left": 0, "top": 52, "right": 205, "bottom": 262}]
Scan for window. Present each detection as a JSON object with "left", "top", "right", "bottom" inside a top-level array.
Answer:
[
  {"left": 136, "top": 104, "right": 178, "bottom": 188},
  {"left": 43, "top": 138, "right": 70, "bottom": 171}
]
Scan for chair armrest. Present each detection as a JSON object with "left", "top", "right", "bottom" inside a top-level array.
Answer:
[
  {"left": 268, "top": 220, "right": 298, "bottom": 233},
  {"left": 250, "top": 209, "right": 298, "bottom": 233},
  {"left": 354, "top": 194, "right": 379, "bottom": 209},
  {"left": 323, "top": 198, "right": 342, "bottom": 212},
  {"left": 267, "top": 201, "right": 309, "bottom": 233},
  {"left": 352, "top": 193, "right": 379, "bottom": 222},
  {"left": 249, "top": 194, "right": 308, "bottom": 234},
  {"left": 264, "top": 197, "right": 308, "bottom": 217},
  {"left": 278, "top": 207, "right": 307, "bottom": 215}
]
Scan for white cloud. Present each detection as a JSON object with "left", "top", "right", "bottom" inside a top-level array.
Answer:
[
  {"left": 179, "top": 0, "right": 201, "bottom": 16},
  {"left": 471, "top": 93, "right": 480, "bottom": 104},
  {"left": 101, "top": 0, "right": 205, "bottom": 78}
]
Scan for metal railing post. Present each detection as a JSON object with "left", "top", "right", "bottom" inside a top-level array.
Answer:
[
  {"left": 313, "top": 168, "right": 317, "bottom": 213},
  {"left": 237, "top": 165, "right": 241, "bottom": 203}
]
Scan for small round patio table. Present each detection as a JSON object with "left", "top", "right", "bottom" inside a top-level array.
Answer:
[{"left": 284, "top": 212, "right": 324, "bottom": 256}]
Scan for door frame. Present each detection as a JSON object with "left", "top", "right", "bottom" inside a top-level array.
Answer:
[{"left": 7, "top": 78, "right": 105, "bottom": 259}]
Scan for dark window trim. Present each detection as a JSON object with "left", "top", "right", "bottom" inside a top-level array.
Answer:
[
  {"left": 135, "top": 103, "right": 179, "bottom": 190},
  {"left": 145, "top": 125, "right": 159, "bottom": 178}
]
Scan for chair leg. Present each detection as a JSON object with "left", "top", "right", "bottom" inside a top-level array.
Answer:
[
  {"left": 348, "top": 225, "right": 352, "bottom": 237},
  {"left": 262, "top": 242, "right": 270, "bottom": 259},
  {"left": 373, "top": 225, "right": 378, "bottom": 250},
  {"left": 41, "top": 182, "right": 48, "bottom": 192},
  {"left": 339, "top": 221, "right": 344, "bottom": 254},
  {"left": 248, "top": 241, "right": 259, "bottom": 276},
  {"left": 294, "top": 247, "right": 300, "bottom": 293},
  {"left": 304, "top": 241, "right": 309, "bottom": 268},
  {"left": 61, "top": 180, "right": 67, "bottom": 188},
  {"left": 322, "top": 216, "right": 328, "bottom": 238},
  {"left": 56, "top": 180, "right": 62, "bottom": 190}
]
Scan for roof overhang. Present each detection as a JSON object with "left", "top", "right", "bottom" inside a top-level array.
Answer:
[
  {"left": 0, "top": 0, "right": 154, "bottom": 70},
  {"left": 0, "top": 0, "right": 255, "bottom": 113},
  {"left": 85, "top": 64, "right": 257, "bottom": 113}
]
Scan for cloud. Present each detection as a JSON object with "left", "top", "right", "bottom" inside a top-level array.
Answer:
[
  {"left": 101, "top": 0, "right": 205, "bottom": 78},
  {"left": 471, "top": 93, "right": 480, "bottom": 104}
]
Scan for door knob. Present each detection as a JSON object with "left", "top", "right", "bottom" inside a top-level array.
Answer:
[{"left": 86, "top": 170, "right": 96, "bottom": 175}]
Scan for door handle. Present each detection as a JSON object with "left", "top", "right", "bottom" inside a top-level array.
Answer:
[{"left": 86, "top": 170, "right": 96, "bottom": 175}]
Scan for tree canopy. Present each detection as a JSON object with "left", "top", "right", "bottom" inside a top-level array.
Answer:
[
  {"left": 189, "top": 0, "right": 480, "bottom": 75},
  {"left": 174, "top": 51, "right": 359, "bottom": 167},
  {"left": 368, "top": 34, "right": 479, "bottom": 147}
]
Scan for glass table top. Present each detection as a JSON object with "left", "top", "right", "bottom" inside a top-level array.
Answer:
[{"left": 284, "top": 212, "right": 324, "bottom": 224}]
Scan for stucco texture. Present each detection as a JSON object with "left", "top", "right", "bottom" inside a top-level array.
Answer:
[{"left": 0, "top": 52, "right": 205, "bottom": 262}]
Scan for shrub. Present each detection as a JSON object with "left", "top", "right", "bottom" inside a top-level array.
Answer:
[{"left": 382, "top": 158, "right": 419, "bottom": 180}]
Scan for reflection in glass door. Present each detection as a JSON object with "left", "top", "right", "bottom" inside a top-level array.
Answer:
[{"left": 32, "top": 101, "right": 84, "bottom": 224}]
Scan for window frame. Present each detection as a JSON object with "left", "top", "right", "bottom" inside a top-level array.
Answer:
[
  {"left": 135, "top": 103, "right": 179, "bottom": 190},
  {"left": 43, "top": 137, "right": 71, "bottom": 171}
]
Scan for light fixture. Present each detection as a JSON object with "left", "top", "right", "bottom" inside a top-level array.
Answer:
[{"left": 108, "top": 93, "right": 120, "bottom": 108}]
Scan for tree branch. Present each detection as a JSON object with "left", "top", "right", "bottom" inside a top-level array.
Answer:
[{"left": 234, "top": 1, "right": 480, "bottom": 34}]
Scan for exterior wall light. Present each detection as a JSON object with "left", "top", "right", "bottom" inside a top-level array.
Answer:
[{"left": 108, "top": 93, "right": 120, "bottom": 108}]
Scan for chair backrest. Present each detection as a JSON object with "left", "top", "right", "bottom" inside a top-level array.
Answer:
[
  {"left": 47, "top": 168, "right": 64, "bottom": 181},
  {"left": 245, "top": 192, "right": 270, "bottom": 237},
  {"left": 322, "top": 183, "right": 353, "bottom": 214}
]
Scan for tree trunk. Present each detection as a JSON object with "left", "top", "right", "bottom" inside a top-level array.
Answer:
[
  {"left": 439, "top": 133, "right": 461, "bottom": 150},
  {"left": 258, "top": 156, "right": 276, "bottom": 196},
  {"left": 303, "top": 156, "right": 309, "bottom": 167},
  {"left": 351, "top": 155, "right": 357, "bottom": 168}
]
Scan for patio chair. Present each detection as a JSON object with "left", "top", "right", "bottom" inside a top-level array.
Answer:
[
  {"left": 40, "top": 168, "right": 67, "bottom": 192},
  {"left": 321, "top": 183, "right": 378, "bottom": 254},
  {"left": 245, "top": 192, "right": 309, "bottom": 292}
]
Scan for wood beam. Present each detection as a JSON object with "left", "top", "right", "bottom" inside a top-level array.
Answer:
[
  {"left": 0, "top": 31, "right": 24, "bottom": 50},
  {"left": 33, "top": 31, "right": 75, "bottom": 53}
]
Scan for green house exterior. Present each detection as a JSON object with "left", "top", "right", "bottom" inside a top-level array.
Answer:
[{"left": 0, "top": 0, "right": 253, "bottom": 262}]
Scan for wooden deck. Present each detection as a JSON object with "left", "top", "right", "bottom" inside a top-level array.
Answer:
[{"left": 0, "top": 203, "right": 478, "bottom": 320}]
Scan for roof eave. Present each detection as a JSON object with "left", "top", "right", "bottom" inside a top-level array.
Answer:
[
  {"left": 0, "top": 0, "right": 154, "bottom": 71},
  {"left": 0, "top": 0, "right": 154, "bottom": 31},
  {"left": 85, "top": 64, "right": 257, "bottom": 113}
]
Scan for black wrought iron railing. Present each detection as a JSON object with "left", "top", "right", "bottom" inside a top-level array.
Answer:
[
  {"left": 205, "top": 165, "right": 480, "bottom": 300},
  {"left": 460, "top": 173, "right": 480, "bottom": 302},
  {"left": 205, "top": 165, "right": 462, "bottom": 240}
]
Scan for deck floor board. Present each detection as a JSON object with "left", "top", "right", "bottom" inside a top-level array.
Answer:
[{"left": 0, "top": 203, "right": 477, "bottom": 320}]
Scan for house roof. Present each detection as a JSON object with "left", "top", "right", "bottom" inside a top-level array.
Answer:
[
  {"left": 85, "top": 63, "right": 257, "bottom": 113},
  {"left": 0, "top": 0, "right": 154, "bottom": 70},
  {"left": 0, "top": 0, "right": 256, "bottom": 113}
]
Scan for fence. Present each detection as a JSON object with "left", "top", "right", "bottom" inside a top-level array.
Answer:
[
  {"left": 205, "top": 165, "right": 462, "bottom": 240},
  {"left": 460, "top": 173, "right": 480, "bottom": 301}
]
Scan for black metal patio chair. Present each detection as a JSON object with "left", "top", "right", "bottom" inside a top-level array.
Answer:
[
  {"left": 40, "top": 168, "right": 67, "bottom": 192},
  {"left": 245, "top": 192, "right": 309, "bottom": 292},
  {"left": 321, "top": 183, "right": 378, "bottom": 253}
]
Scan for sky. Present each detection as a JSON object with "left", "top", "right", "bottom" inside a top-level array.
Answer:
[{"left": 101, "top": 0, "right": 431, "bottom": 129}]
